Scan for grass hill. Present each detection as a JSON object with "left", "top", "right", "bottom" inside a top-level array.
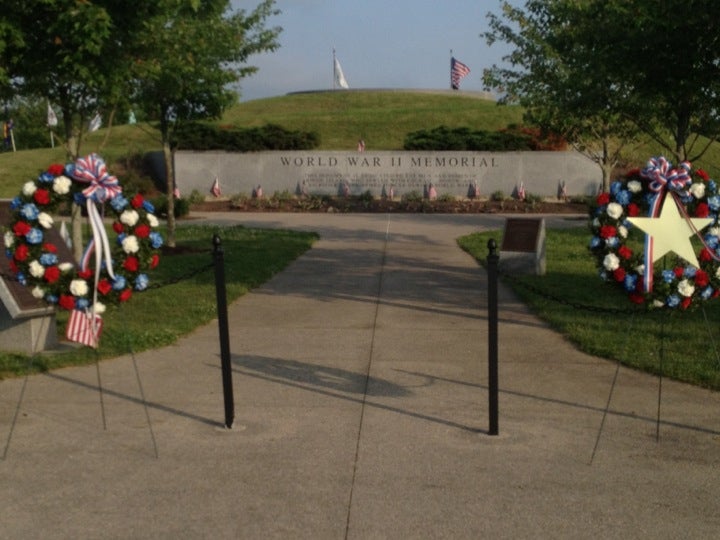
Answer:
[{"left": 1, "top": 89, "right": 719, "bottom": 197}]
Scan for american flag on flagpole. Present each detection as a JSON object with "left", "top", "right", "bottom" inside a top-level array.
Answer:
[
  {"left": 451, "top": 57, "right": 471, "bottom": 90},
  {"left": 517, "top": 182, "right": 526, "bottom": 200},
  {"left": 211, "top": 176, "right": 221, "bottom": 197}
]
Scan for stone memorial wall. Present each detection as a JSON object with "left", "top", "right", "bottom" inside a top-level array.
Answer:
[{"left": 174, "top": 150, "right": 602, "bottom": 199}]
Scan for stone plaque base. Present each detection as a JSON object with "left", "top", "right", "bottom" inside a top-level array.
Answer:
[
  {"left": 500, "top": 218, "right": 546, "bottom": 275},
  {"left": 0, "top": 302, "right": 58, "bottom": 354}
]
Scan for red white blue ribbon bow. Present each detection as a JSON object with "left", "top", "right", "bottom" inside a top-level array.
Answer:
[{"left": 638, "top": 157, "right": 693, "bottom": 292}]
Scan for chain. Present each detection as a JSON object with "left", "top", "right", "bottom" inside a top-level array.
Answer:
[{"left": 497, "top": 269, "right": 640, "bottom": 315}]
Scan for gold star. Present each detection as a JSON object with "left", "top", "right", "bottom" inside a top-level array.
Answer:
[{"left": 627, "top": 194, "right": 713, "bottom": 268}]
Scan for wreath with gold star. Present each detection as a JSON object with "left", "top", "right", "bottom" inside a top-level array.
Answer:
[{"left": 589, "top": 156, "right": 720, "bottom": 309}]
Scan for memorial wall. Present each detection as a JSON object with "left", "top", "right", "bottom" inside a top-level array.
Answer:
[{"left": 174, "top": 150, "right": 602, "bottom": 199}]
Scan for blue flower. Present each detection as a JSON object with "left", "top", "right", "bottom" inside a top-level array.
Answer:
[
  {"left": 25, "top": 228, "right": 43, "bottom": 245},
  {"left": 64, "top": 164, "right": 75, "bottom": 177},
  {"left": 589, "top": 236, "right": 602, "bottom": 249},
  {"left": 708, "top": 180, "right": 717, "bottom": 193},
  {"left": 606, "top": 236, "right": 619, "bottom": 248},
  {"left": 76, "top": 297, "right": 90, "bottom": 309},
  {"left": 623, "top": 274, "right": 637, "bottom": 292},
  {"left": 704, "top": 233, "right": 719, "bottom": 249},
  {"left": 20, "top": 203, "right": 39, "bottom": 221},
  {"left": 610, "top": 181, "right": 622, "bottom": 196},
  {"left": 701, "top": 286, "right": 714, "bottom": 300},
  {"left": 39, "top": 253, "right": 58, "bottom": 266},
  {"left": 112, "top": 275, "right": 127, "bottom": 291},
  {"left": 666, "top": 295, "right": 681, "bottom": 308},
  {"left": 73, "top": 192, "right": 86, "bottom": 206},
  {"left": 17, "top": 272, "right": 26, "bottom": 285},
  {"left": 110, "top": 194, "right": 129, "bottom": 212},
  {"left": 142, "top": 200, "right": 155, "bottom": 214},
  {"left": 46, "top": 294, "right": 58, "bottom": 304},
  {"left": 10, "top": 197, "right": 22, "bottom": 210},
  {"left": 117, "top": 233, "right": 126, "bottom": 245},
  {"left": 38, "top": 172, "right": 55, "bottom": 183},
  {"left": 149, "top": 232, "right": 163, "bottom": 249},
  {"left": 134, "top": 273, "right": 149, "bottom": 291},
  {"left": 684, "top": 266, "right": 697, "bottom": 278},
  {"left": 662, "top": 269, "right": 676, "bottom": 283},
  {"left": 615, "top": 190, "right": 631, "bottom": 205},
  {"left": 709, "top": 195, "right": 720, "bottom": 212}
]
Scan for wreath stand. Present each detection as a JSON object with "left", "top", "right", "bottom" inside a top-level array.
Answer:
[{"left": 590, "top": 291, "right": 720, "bottom": 464}]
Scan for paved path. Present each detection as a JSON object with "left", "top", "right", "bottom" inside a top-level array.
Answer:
[{"left": 1, "top": 213, "right": 719, "bottom": 539}]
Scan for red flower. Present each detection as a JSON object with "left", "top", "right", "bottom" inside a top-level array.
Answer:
[
  {"left": 626, "top": 168, "right": 641, "bottom": 177},
  {"left": 629, "top": 292, "right": 645, "bottom": 304},
  {"left": 681, "top": 297, "right": 692, "bottom": 310},
  {"left": 131, "top": 194, "right": 144, "bottom": 209},
  {"left": 58, "top": 294, "right": 76, "bottom": 310},
  {"left": 47, "top": 164, "right": 65, "bottom": 176},
  {"left": 112, "top": 221, "right": 124, "bottom": 234},
  {"left": 627, "top": 202, "right": 640, "bottom": 217},
  {"left": 695, "top": 202, "right": 710, "bottom": 218},
  {"left": 97, "top": 279, "right": 112, "bottom": 295},
  {"left": 599, "top": 225, "right": 617, "bottom": 239},
  {"left": 149, "top": 254, "right": 160, "bottom": 269},
  {"left": 134, "top": 223, "right": 150, "bottom": 238},
  {"left": 673, "top": 267, "right": 684, "bottom": 278},
  {"left": 119, "top": 288, "right": 132, "bottom": 302},
  {"left": 700, "top": 248, "right": 714, "bottom": 262},
  {"left": 9, "top": 260, "right": 18, "bottom": 274},
  {"left": 43, "top": 242, "right": 57, "bottom": 253},
  {"left": 33, "top": 189, "right": 50, "bottom": 205},
  {"left": 44, "top": 266, "right": 60, "bottom": 283},
  {"left": 697, "top": 169, "right": 710, "bottom": 181},
  {"left": 78, "top": 269, "right": 93, "bottom": 280},
  {"left": 123, "top": 256, "right": 139, "bottom": 272},
  {"left": 14, "top": 244, "right": 29, "bottom": 261},
  {"left": 613, "top": 267, "right": 626, "bottom": 282},
  {"left": 596, "top": 192, "right": 610, "bottom": 205},
  {"left": 695, "top": 269, "right": 710, "bottom": 287},
  {"left": 618, "top": 245, "right": 632, "bottom": 260},
  {"left": 13, "top": 221, "right": 31, "bottom": 237}
]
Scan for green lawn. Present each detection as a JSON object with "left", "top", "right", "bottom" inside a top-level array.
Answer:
[{"left": 458, "top": 228, "right": 720, "bottom": 391}]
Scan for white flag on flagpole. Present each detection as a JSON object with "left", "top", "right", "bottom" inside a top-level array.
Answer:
[
  {"left": 333, "top": 50, "right": 350, "bottom": 89},
  {"left": 47, "top": 102, "right": 58, "bottom": 127},
  {"left": 88, "top": 112, "right": 102, "bottom": 132}
]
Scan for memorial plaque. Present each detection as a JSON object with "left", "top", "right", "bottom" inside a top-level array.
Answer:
[{"left": 501, "top": 218, "right": 542, "bottom": 253}]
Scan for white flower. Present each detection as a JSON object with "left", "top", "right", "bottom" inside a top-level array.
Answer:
[
  {"left": 592, "top": 217, "right": 600, "bottom": 228},
  {"left": 653, "top": 300, "right": 665, "bottom": 308},
  {"left": 69, "top": 279, "right": 89, "bottom": 297},
  {"left": 603, "top": 253, "right": 620, "bottom": 271},
  {"left": 121, "top": 235, "right": 139, "bottom": 254},
  {"left": 31, "top": 286, "right": 45, "bottom": 299},
  {"left": 710, "top": 227, "right": 720, "bottom": 237},
  {"left": 689, "top": 182, "right": 706, "bottom": 199},
  {"left": 678, "top": 279, "right": 695, "bottom": 297},
  {"left": 635, "top": 264, "right": 645, "bottom": 276},
  {"left": 59, "top": 262, "right": 74, "bottom": 273},
  {"left": 627, "top": 180, "right": 642, "bottom": 193},
  {"left": 147, "top": 214, "right": 159, "bottom": 227},
  {"left": 53, "top": 175, "right": 72, "bottom": 195},
  {"left": 606, "top": 202, "right": 624, "bottom": 219},
  {"left": 29, "top": 260, "right": 45, "bottom": 278},
  {"left": 4, "top": 231, "right": 14, "bottom": 248},
  {"left": 120, "top": 210, "right": 139, "bottom": 227},
  {"left": 92, "top": 302, "right": 106, "bottom": 314},
  {"left": 22, "top": 181, "right": 37, "bottom": 196},
  {"left": 617, "top": 225, "right": 628, "bottom": 238},
  {"left": 37, "top": 212, "right": 54, "bottom": 229}
]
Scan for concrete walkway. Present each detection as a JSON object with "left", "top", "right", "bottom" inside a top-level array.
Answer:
[{"left": 1, "top": 212, "right": 719, "bottom": 539}]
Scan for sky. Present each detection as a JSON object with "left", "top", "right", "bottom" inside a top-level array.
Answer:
[{"left": 230, "top": 0, "right": 514, "bottom": 102}]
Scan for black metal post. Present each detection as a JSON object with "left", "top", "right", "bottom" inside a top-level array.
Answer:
[
  {"left": 213, "top": 234, "right": 234, "bottom": 429},
  {"left": 487, "top": 239, "right": 499, "bottom": 435}
]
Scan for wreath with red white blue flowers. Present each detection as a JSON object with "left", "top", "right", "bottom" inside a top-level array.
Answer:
[
  {"left": 4, "top": 154, "right": 162, "bottom": 317},
  {"left": 589, "top": 156, "right": 720, "bottom": 310}
]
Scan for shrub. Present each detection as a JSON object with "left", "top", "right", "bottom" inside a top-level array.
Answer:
[
  {"left": 150, "top": 194, "right": 190, "bottom": 218},
  {"left": 172, "top": 122, "right": 320, "bottom": 151}
]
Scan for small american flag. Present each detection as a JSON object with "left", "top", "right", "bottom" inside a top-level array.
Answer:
[
  {"left": 66, "top": 309, "right": 103, "bottom": 348},
  {"left": 451, "top": 57, "right": 470, "bottom": 90},
  {"left": 517, "top": 182, "right": 526, "bottom": 201},
  {"left": 211, "top": 176, "right": 221, "bottom": 197}
]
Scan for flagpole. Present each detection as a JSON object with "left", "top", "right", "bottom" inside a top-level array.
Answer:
[
  {"left": 450, "top": 49, "right": 453, "bottom": 90},
  {"left": 333, "top": 48, "right": 336, "bottom": 90}
]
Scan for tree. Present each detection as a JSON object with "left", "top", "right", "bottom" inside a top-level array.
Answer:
[
  {"left": 483, "top": 0, "right": 642, "bottom": 190},
  {"left": 484, "top": 0, "right": 720, "bottom": 178},
  {"left": 131, "top": 0, "right": 281, "bottom": 247}
]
